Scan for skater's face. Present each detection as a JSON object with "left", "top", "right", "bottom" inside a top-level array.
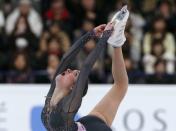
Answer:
[
  {"left": 61, "top": 69, "right": 80, "bottom": 81},
  {"left": 56, "top": 69, "right": 80, "bottom": 90}
]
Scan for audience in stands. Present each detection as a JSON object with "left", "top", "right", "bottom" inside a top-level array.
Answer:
[
  {"left": 1, "top": 0, "right": 13, "bottom": 18},
  {"left": 143, "top": 39, "right": 175, "bottom": 74},
  {"left": 146, "top": 59, "right": 174, "bottom": 84},
  {"left": 124, "top": 57, "right": 144, "bottom": 84},
  {"left": 47, "top": 54, "right": 60, "bottom": 81},
  {"left": 0, "top": 0, "right": 175, "bottom": 84},
  {"left": 44, "top": 0, "right": 72, "bottom": 36},
  {"left": 143, "top": 16, "right": 175, "bottom": 56},
  {"left": 6, "top": 0, "right": 42, "bottom": 37},
  {"left": 7, "top": 51, "right": 33, "bottom": 83}
]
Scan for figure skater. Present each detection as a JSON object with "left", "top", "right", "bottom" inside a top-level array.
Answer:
[{"left": 41, "top": 6, "right": 129, "bottom": 131}]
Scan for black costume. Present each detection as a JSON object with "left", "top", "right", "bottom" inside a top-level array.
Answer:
[{"left": 41, "top": 29, "right": 113, "bottom": 131}]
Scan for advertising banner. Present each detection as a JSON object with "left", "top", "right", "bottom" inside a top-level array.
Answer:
[{"left": 0, "top": 85, "right": 175, "bottom": 131}]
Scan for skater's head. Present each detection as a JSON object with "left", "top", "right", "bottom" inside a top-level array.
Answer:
[
  {"left": 56, "top": 69, "right": 88, "bottom": 97},
  {"left": 56, "top": 69, "right": 80, "bottom": 93},
  {"left": 56, "top": 69, "right": 80, "bottom": 89}
]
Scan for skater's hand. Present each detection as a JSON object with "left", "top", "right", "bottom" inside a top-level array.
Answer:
[
  {"left": 104, "top": 22, "right": 114, "bottom": 31},
  {"left": 94, "top": 24, "right": 107, "bottom": 37}
]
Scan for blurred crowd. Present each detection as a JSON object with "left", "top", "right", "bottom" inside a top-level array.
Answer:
[{"left": 0, "top": 0, "right": 176, "bottom": 84}]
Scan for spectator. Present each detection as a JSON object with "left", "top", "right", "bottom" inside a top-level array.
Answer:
[
  {"left": 36, "top": 22, "right": 70, "bottom": 66},
  {"left": 47, "top": 54, "right": 60, "bottom": 81},
  {"left": 143, "top": 39, "right": 175, "bottom": 74},
  {"left": 81, "top": 0, "right": 97, "bottom": 22},
  {"left": 71, "top": 0, "right": 99, "bottom": 28},
  {"left": 47, "top": 37, "right": 63, "bottom": 58},
  {"left": 35, "top": 22, "right": 69, "bottom": 59},
  {"left": 124, "top": 57, "right": 144, "bottom": 84},
  {"left": 6, "top": 0, "right": 42, "bottom": 37},
  {"left": 74, "top": 19, "right": 95, "bottom": 42},
  {"left": 35, "top": 36, "right": 65, "bottom": 70},
  {"left": 146, "top": 59, "right": 174, "bottom": 84},
  {"left": 47, "top": 22, "right": 70, "bottom": 51},
  {"left": 157, "top": 0, "right": 172, "bottom": 20},
  {"left": 34, "top": 32, "right": 49, "bottom": 70},
  {"left": 143, "top": 16, "right": 175, "bottom": 56},
  {"left": 142, "top": 0, "right": 157, "bottom": 31},
  {"left": 34, "top": 54, "right": 60, "bottom": 83},
  {"left": 44, "top": 0, "right": 72, "bottom": 35},
  {"left": 1, "top": 0, "right": 13, "bottom": 18},
  {"left": 45, "top": 0, "right": 70, "bottom": 22},
  {"left": 128, "top": 2, "right": 145, "bottom": 62},
  {"left": 8, "top": 16, "right": 38, "bottom": 52},
  {"left": 157, "top": 0, "right": 175, "bottom": 32},
  {"left": 7, "top": 51, "right": 34, "bottom": 83}
]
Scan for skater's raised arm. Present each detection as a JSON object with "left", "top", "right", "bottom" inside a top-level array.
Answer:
[
  {"left": 89, "top": 7, "right": 129, "bottom": 126},
  {"left": 47, "top": 24, "right": 106, "bottom": 97}
]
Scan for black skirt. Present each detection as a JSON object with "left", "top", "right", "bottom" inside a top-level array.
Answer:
[{"left": 77, "top": 115, "right": 112, "bottom": 131}]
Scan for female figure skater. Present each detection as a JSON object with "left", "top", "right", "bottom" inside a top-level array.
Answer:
[{"left": 41, "top": 7, "right": 129, "bottom": 131}]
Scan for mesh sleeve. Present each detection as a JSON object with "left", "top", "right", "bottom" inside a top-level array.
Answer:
[
  {"left": 47, "top": 31, "right": 96, "bottom": 98},
  {"left": 61, "top": 30, "right": 113, "bottom": 113}
]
